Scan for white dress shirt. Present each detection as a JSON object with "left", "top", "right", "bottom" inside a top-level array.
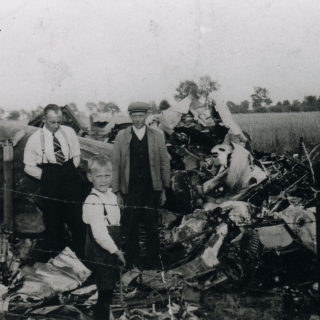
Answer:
[
  {"left": 24, "top": 125, "right": 81, "bottom": 179},
  {"left": 132, "top": 125, "right": 146, "bottom": 140},
  {"left": 82, "top": 188, "right": 120, "bottom": 254}
]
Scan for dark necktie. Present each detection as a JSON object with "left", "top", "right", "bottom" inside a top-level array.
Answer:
[{"left": 53, "top": 133, "right": 65, "bottom": 165}]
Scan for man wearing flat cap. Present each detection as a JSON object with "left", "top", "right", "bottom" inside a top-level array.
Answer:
[{"left": 111, "top": 102, "right": 170, "bottom": 270}]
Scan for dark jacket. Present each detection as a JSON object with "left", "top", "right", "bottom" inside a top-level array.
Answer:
[{"left": 111, "top": 126, "right": 170, "bottom": 194}]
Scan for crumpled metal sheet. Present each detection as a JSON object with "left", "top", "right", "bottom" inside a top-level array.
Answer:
[
  {"left": 257, "top": 225, "right": 294, "bottom": 248},
  {"left": 170, "top": 223, "right": 228, "bottom": 280},
  {"left": 8, "top": 247, "right": 91, "bottom": 310},
  {"left": 30, "top": 304, "right": 94, "bottom": 320},
  {"left": 203, "top": 143, "right": 267, "bottom": 199},
  {"left": 204, "top": 201, "right": 255, "bottom": 226},
  {"left": 141, "top": 270, "right": 182, "bottom": 291},
  {"left": 276, "top": 205, "right": 316, "bottom": 253},
  {"left": 172, "top": 210, "right": 208, "bottom": 242}
]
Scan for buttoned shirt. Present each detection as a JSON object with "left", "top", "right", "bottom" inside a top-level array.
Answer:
[
  {"left": 82, "top": 188, "right": 120, "bottom": 254},
  {"left": 23, "top": 125, "right": 81, "bottom": 179},
  {"left": 132, "top": 125, "right": 146, "bottom": 140}
]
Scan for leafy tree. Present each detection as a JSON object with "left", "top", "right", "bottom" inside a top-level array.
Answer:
[
  {"left": 99, "top": 102, "right": 120, "bottom": 114},
  {"left": 148, "top": 101, "right": 158, "bottom": 114},
  {"left": 290, "top": 100, "right": 302, "bottom": 112},
  {"left": 269, "top": 103, "right": 284, "bottom": 113},
  {"left": 301, "top": 95, "right": 320, "bottom": 111},
  {"left": 174, "top": 80, "right": 200, "bottom": 101},
  {"left": 251, "top": 87, "right": 272, "bottom": 109},
  {"left": 253, "top": 106, "right": 268, "bottom": 113},
  {"left": 198, "top": 75, "right": 218, "bottom": 106},
  {"left": 159, "top": 100, "right": 170, "bottom": 111},
  {"left": 86, "top": 102, "right": 98, "bottom": 113},
  {"left": 7, "top": 110, "right": 21, "bottom": 120},
  {"left": 227, "top": 100, "right": 249, "bottom": 114},
  {"left": 239, "top": 100, "right": 250, "bottom": 113},
  {"left": 174, "top": 76, "right": 218, "bottom": 103},
  {"left": 226, "top": 101, "right": 238, "bottom": 113},
  {"left": 68, "top": 103, "right": 79, "bottom": 115}
]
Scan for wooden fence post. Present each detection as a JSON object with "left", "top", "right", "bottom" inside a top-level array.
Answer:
[
  {"left": 316, "top": 192, "right": 320, "bottom": 295},
  {"left": 3, "top": 140, "right": 14, "bottom": 232}
]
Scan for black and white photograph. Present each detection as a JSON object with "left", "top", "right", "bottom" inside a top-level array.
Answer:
[{"left": 1, "top": 1, "right": 320, "bottom": 319}]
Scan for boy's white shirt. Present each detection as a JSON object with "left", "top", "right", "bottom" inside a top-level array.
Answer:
[{"left": 83, "top": 188, "right": 120, "bottom": 254}]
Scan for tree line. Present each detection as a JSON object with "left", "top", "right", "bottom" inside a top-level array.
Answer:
[{"left": 2, "top": 77, "right": 320, "bottom": 121}]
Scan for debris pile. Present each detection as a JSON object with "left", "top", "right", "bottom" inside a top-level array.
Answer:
[{"left": 1, "top": 99, "right": 320, "bottom": 318}]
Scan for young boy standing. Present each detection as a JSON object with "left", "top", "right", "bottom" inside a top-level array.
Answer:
[{"left": 83, "top": 155, "right": 125, "bottom": 320}]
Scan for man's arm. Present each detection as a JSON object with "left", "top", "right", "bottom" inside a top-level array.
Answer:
[
  {"left": 67, "top": 127, "right": 81, "bottom": 168},
  {"left": 24, "top": 165, "right": 42, "bottom": 180},
  {"left": 111, "top": 132, "right": 122, "bottom": 194},
  {"left": 24, "top": 134, "right": 42, "bottom": 180},
  {"left": 158, "top": 132, "right": 171, "bottom": 189},
  {"left": 73, "top": 155, "right": 80, "bottom": 168}
]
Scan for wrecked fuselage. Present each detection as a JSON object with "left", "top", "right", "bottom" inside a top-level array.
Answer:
[{"left": 0, "top": 120, "right": 112, "bottom": 235}]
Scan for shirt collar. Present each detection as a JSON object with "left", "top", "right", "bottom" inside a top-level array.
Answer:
[
  {"left": 132, "top": 125, "right": 146, "bottom": 135},
  {"left": 91, "top": 188, "right": 112, "bottom": 198},
  {"left": 43, "top": 125, "right": 60, "bottom": 136}
]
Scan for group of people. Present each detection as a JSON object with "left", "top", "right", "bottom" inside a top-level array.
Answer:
[{"left": 23, "top": 102, "right": 171, "bottom": 319}]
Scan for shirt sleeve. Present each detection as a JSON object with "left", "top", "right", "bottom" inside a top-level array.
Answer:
[
  {"left": 82, "top": 196, "right": 118, "bottom": 254},
  {"left": 24, "top": 133, "right": 42, "bottom": 179},
  {"left": 69, "top": 127, "right": 81, "bottom": 158},
  {"left": 73, "top": 155, "right": 80, "bottom": 168},
  {"left": 24, "top": 165, "right": 42, "bottom": 180}
]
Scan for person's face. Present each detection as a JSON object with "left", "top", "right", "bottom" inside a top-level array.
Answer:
[
  {"left": 44, "top": 110, "right": 63, "bottom": 133},
  {"left": 87, "top": 165, "right": 113, "bottom": 193},
  {"left": 130, "top": 112, "right": 147, "bottom": 129}
]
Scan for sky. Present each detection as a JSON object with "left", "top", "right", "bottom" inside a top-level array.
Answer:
[{"left": 1, "top": 0, "right": 320, "bottom": 112}]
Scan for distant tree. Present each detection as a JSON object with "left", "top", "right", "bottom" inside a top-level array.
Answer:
[
  {"left": 251, "top": 87, "right": 272, "bottom": 109},
  {"left": 86, "top": 102, "right": 98, "bottom": 113},
  {"left": 198, "top": 75, "right": 218, "bottom": 106},
  {"left": 0, "top": 107, "right": 5, "bottom": 120},
  {"left": 252, "top": 106, "right": 267, "bottom": 113},
  {"left": 290, "top": 100, "right": 302, "bottom": 112},
  {"left": 239, "top": 100, "right": 250, "bottom": 113},
  {"left": 148, "top": 101, "right": 159, "bottom": 114},
  {"left": 68, "top": 103, "right": 79, "bottom": 115},
  {"left": 98, "top": 101, "right": 120, "bottom": 114},
  {"left": 269, "top": 103, "right": 284, "bottom": 113},
  {"left": 226, "top": 101, "right": 238, "bottom": 113},
  {"left": 159, "top": 100, "right": 170, "bottom": 111},
  {"left": 174, "top": 80, "right": 199, "bottom": 101},
  {"left": 302, "top": 96, "right": 317, "bottom": 111},
  {"left": 7, "top": 110, "right": 21, "bottom": 120},
  {"left": 227, "top": 100, "right": 249, "bottom": 114}
]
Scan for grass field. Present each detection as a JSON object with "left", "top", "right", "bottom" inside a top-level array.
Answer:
[{"left": 233, "top": 112, "right": 320, "bottom": 154}]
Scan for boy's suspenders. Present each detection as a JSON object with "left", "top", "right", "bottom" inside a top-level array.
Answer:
[
  {"left": 89, "top": 193, "right": 111, "bottom": 225},
  {"left": 40, "top": 127, "right": 72, "bottom": 163}
]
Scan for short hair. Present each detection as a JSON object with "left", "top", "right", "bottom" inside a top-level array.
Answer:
[
  {"left": 87, "top": 154, "right": 112, "bottom": 173},
  {"left": 44, "top": 104, "right": 61, "bottom": 116}
]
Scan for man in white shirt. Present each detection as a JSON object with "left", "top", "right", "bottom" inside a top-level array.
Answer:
[{"left": 24, "top": 104, "right": 86, "bottom": 258}]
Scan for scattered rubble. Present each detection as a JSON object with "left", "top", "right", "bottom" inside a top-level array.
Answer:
[{"left": 1, "top": 98, "right": 320, "bottom": 319}]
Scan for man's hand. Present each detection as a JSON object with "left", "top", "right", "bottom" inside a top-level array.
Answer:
[
  {"left": 159, "top": 188, "right": 167, "bottom": 207},
  {"left": 116, "top": 192, "right": 124, "bottom": 209},
  {"left": 115, "top": 250, "right": 126, "bottom": 266}
]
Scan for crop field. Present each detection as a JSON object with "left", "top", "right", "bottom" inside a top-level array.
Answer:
[{"left": 233, "top": 112, "right": 320, "bottom": 154}]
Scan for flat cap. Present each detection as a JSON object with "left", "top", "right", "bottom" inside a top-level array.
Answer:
[{"left": 128, "top": 102, "right": 150, "bottom": 113}]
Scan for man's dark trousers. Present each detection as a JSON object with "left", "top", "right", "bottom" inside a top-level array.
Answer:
[
  {"left": 40, "top": 159, "right": 86, "bottom": 258},
  {"left": 123, "top": 184, "right": 161, "bottom": 269}
]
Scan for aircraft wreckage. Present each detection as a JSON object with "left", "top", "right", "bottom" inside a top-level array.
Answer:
[{"left": 0, "top": 98, "right": 320, "bottom": 319}]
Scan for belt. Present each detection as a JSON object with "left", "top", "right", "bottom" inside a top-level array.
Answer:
[{"left": 41, "top": 159, "right": 73, "bottom": 167}]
